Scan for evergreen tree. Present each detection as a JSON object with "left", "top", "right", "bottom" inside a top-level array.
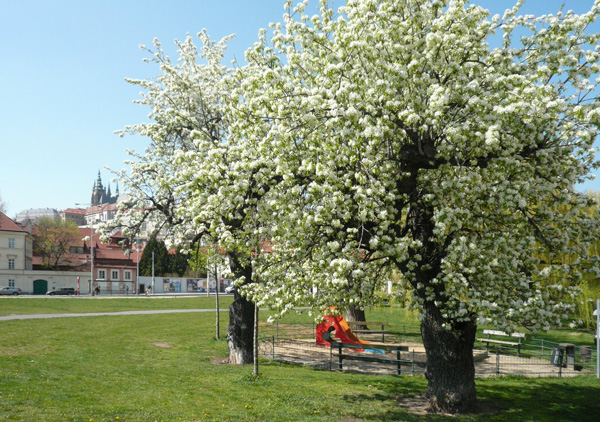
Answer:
[
  {"left": 170, "top": 247, "right": 190, "bottom": 277},
  {"left": 139, "top": 237, "right": 170, "bottom": 276}
]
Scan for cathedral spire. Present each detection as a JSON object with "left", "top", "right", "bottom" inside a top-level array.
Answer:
[{"left": 96, "top": 170, "right": 104, "bottom": 190}]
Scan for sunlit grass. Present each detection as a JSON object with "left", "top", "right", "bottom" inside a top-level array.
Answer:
[
  {"left": 0, "top": 301, "right": 598, "bottom": 421},
  {"left": 0, "top": 296, "right": 233, "bottom": 316}
]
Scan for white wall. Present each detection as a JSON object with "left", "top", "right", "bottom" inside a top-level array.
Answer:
[{"left": 0, "top": 270, "right": 90, "bottom": 294}]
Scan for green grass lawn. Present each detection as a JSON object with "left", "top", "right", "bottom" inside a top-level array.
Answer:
[
  {"left": 0, "top": 296, "right": 234, "bottom": 316},
  {"left": 0, "top": 300, "right": 599, "bottom": 421}
]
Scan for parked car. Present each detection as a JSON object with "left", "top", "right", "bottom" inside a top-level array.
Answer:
[
  {"left": 46, "top": 288, "right": 76, "bottom": 296},
  {"left": 0, "top": 287, "right": 22, "bottom": 296},
  {"left": 224, "top": 284, "right": 235, "bottom": 294}
]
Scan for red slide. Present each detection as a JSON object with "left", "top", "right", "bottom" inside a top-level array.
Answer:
[{"left": 316, "top": 310, "right": 370, "bottom": 346}]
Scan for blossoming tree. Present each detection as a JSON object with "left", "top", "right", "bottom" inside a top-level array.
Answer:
[
  {"left": 233, "top": 0, "right": 600, "bottom": 413},
  {"left": 107, "top": 32, "right": 275, "bottom": 364}
]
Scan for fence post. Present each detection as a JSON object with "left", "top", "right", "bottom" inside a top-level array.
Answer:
[
  {"left": 412, "top": 350, "right": 415, "bottom": 375},
  {"left": 559, "top": 357, "right": 562, "bottom": 378},
  {"left": 496, "top": 348, "right": 500, "bottom": 375},
  {"left": 396, "top": 349, "right": 401, "bottom": 376},
  {"left": 272, "top": 335, "right": 275, "bottom": 360},
  {"left": 338, "top": 343, "right": 343, "bottom": 371},
  {"left": 276, "top": 320, "right": 279, "bottom": 340}
]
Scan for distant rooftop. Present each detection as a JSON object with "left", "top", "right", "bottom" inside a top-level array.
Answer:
[
  {"left": 61, "top": 208, "right": 87, "bottom": 215},
  {"left": 0, "top": 210, "right": 27, "bottom": 233},
  {"left": 15, "top": 208, "right": 60, "bottom": 223}
]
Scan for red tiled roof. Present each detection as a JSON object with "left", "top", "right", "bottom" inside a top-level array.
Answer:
[
  {"left": 61, "top": 208, "right": 87, "bottom": 215},
  {"left": 0, "top": 211, "right": 27, "bottom": 233},
  {"left": 95, "top": 249, "right": 134, "bottom": 260}
]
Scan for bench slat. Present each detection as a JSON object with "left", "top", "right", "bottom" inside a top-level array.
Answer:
[
  {"left": 339, "top": 355, "right": 412, "bottom": 365},
  {"left": 477, "top": 338, "right": 519, "bottom": 347},
  {"left": 331, "top": 342, "right": 408, "bottom": 352},
  {"left": 482, "top": 329, "right": 525, "bottom": 338}
]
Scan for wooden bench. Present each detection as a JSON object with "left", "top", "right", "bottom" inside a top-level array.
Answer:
[
  {"left": 347, "top": 321, "right": 389, "bottom": 342},
  {"left": 477, "top": 329, "right": 526, "bottom": 356},
  {"left": 327, "top": 339, "right": 410, "bottom": 375}
]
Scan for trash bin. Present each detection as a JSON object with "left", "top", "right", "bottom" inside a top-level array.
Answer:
[
  {"left": 550, "top": 347, "right": 564, "bottom": 367},
  {"left": 559, "top": 343, "right": 575, "bottom": 369},
  {"left": 580, "top": 346, "right": 591, "bottom": 362}
]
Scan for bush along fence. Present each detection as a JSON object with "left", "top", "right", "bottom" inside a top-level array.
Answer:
[{"left": 257, "top": 322, "right": 598, "bottom": 378}]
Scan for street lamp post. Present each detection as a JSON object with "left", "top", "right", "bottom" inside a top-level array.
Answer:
[
  {"left": 135, "top": 240, "right": 140, "bottom": 296},
  {"left": 76, "top": 203, "right": 94, "bottom": 295},
  {"left": 594, "top": 299, "right": 599, "bottom": 378}
]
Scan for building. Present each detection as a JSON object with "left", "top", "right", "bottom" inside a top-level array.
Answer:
[
  {"left": 83, "top": 203, "right": 120, "bottom": 228},
  {"left": 0, "top": 210, "right": 139, "bottom": 295},
  {"left": 32, "top": 227, "right": 139, "bottom": 295},
  {"left": 14, "top": 207, "right": 60, "bottom": 224},
  {"left": 60, "top": 208, "right": 87, "bottom": 226},
  {"left": 89, "top": 230, "right": 139, "bottom": 294},
  {"left": 0, "top": 211, "right": 33, "bottom": 289}
]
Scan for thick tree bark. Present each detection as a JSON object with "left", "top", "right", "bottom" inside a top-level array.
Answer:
[
  {"left": 421, "top": 302, "right": 477, "bottom": 413},
  {"left": 345, "top": 305, "right": 368, "bottom": 330},
  {"left": 226, "top": 251, "right": 255, "bottom": 365},
  {"left": 227, "top": 291, "right": 255, "bottom": 364},
  {"left": 400, "top": 168, "right": 478, "bottom": 413}
]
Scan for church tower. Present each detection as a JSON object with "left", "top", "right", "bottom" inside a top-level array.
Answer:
[
  {"left": 91, "top": 171, "right": 106, "bottom": 206},
  {"left": 90, "top": 171, "right": 119, "bottom": 206}
]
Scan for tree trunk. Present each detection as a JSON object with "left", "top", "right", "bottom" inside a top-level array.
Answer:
[
  {"left": 215, "top": 261, "right": 220, "bottom": 340},
  {"left": 227, "top": 291, "right": 255, "bottom": 364},
  {"left": 345, "top": 305, "right": 368, "bottom": 330},
  {"left": 226, "top": 251, "right": 255, "bottom": 365},
  {"left": 402, "top": 178, "right": 478, "bottom": 413},
  {"left": 421, "top": 302, "right": 477, "bottom": 413},
  {"left": 253, "top": 303, "right": 259, "bottom": 376}
]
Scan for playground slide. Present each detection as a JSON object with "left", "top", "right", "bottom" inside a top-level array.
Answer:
[{"left": 316, "top": 312, "right": 371, "bottom": 346}]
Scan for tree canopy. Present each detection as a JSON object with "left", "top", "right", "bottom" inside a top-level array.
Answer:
[
  {"left": 234, "top": 0, "right": 600, "bottom": 411},
  {"left": 33, "top": 217, "right": 80, "bottom": 270},
  {"left": 112, "top": 0, "right": 600, "bottom": 413}
]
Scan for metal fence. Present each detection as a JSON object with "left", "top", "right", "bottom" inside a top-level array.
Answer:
[{"left": 257, "top": 322, "right": 598, "bottom": 378}]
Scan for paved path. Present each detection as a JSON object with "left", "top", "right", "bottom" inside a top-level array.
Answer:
[{"left": 0, "top": 308, "right": 230, "bottom": 321}]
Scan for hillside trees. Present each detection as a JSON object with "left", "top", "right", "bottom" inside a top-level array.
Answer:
[{"left": 231, "top": 0, "right": 600, "bottom": 413}]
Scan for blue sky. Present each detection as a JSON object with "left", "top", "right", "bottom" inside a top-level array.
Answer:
[{"left": 0, "top": 0, "right": 598, "bottom": 217}]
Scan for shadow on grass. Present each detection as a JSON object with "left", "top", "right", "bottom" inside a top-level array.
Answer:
[{"left": 339, "top": 375, "right": 599, "bottom": 422}]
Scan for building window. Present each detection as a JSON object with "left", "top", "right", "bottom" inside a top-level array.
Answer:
[
  {"left": 124, "top": 270, "right": 132, "bottom": 281},
  {"left": 8, "top": 259, "right": 15, "bottom": 270},
  {"left": 8, "top": 238, "right": 15, "bottom": 248},
  {"left": 97, "top": 269, "right": 106, "bottom": 280},
  {"left": 8, "top": 280, "right": 15, "bottom": 287},
  {"left": 69, "top": 246, "right": 85, "bottom": 254},
  {"left": 111, "top": 270, "right": 119, "bottom": 280}
]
